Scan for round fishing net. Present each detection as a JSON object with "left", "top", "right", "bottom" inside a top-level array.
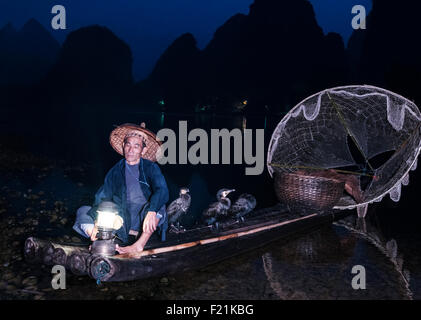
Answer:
[{"left": 267, "top": 85, "right": 421, "bottom": 215}]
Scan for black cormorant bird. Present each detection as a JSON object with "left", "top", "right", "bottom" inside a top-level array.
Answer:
[
  {"left": 229, "top": 193, "right": 257, "bottom": 221},
  {"left": 202, "top": 188, "right": 235, "bottom": 225},
  {"left": 167, "top": 187, "right": 191, "bottom": 232}
]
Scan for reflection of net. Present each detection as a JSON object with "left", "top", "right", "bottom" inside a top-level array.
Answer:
[
  {"left": 267, "top": 85, "right": 421, "bottom": 213},
  {"left": 334, "top": 217, "right": 413, "bottom": 300}
]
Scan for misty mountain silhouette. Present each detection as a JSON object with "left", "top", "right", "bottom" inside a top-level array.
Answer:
[
  {"left": 347, "top": 0, "right": 421, "bottom": 102},
  {"left": 1, "top": 0, "right": 420, "bottom": 165},
  {"left": 44, "top": 25, "right": 133, "bottom": 98},
  {"left": 135, "top": 32, "right": 200, "bottom": 111},
  {"left": 139, "top": 0, "right": 348, "bottom": 113},
  {"left": 28, "top": 25, "right": 136, "bottom": 162},
  {"left": 0, "top": 22, "right": 16, "bottom": 46},
  {"left": 1, "top": 0, "right": 420, "bottom": 117},
  {"left": 0, "top": 18, "right": 60, "bottom": 85}
]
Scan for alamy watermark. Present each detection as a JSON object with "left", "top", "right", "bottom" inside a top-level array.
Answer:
[
  {"left": 156, "top": 121, "right": 265, "bottom": 176},
  {"left": 351, "top": 265, "right": 366, "bottom": 290},
  {"left": 51, "top": 5, "right": 66, "bottom": 30},
  {"left": 51, "top": 265, "right": 66, "bottom": 289},
  {"left": 351, "top": 5, "right": 366, "bottom": 30},
  {"left": 50, "top": 5, "right": 367, "bottom": 34}
]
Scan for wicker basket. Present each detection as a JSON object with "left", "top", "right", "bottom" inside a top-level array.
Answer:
[{"left": 274, "top": 172, "right": 345, "bottom": 213}]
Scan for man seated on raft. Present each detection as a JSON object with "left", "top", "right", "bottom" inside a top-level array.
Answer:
[{"left": 72, "top": 123, "right": 169, "bottom": 254}]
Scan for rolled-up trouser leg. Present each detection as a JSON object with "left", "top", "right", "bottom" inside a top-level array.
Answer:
[{"left": 73, "top": 206, "right": 95, "bottom": 238}]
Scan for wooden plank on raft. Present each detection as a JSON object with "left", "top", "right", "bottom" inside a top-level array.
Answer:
[
  {"left": 25, "top": 203, "right": 354, "bottom": 282},
  {"left": 89, "top": 210, "right": 345, "bottom": 282},
  {"left": 116, "top": 213, "right": 319, "bottom": 259},
  {"left": 140, "top": 205, "right": 293, "bottom": 249}
]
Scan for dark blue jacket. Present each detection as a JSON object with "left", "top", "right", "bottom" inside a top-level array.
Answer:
[{"left": 87, "top": 158, "right": 169, "bottom": 244}]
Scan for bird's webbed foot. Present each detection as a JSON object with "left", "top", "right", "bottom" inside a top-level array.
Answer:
[
  {"left": 169, "top": 223, "right": 186, "bottom": 234},
  {"left": 205, "top": 217, "right": 216, "bottom": 226},
  {"left": 210, "top": 222, "right": 220, "bottom": 231},
  {"left": 237, "top": 216, "right": 246, "bottom": 223}
]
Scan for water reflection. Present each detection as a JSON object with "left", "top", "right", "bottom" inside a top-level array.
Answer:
[
  {"left": 334, "top": 214, "right": 412, "bottom": 299},
  {"left": 260, "top": 214, "right": 413, "bottom": 300},
  {"left": 157, "top": 213, "right": 413, "bottom": 300},
  {"left": 262, "top": 226, "right": 357, "bottom": 300}
]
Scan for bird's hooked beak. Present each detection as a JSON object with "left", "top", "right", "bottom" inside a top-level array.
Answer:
[
  {"left": 223, "top": 189, "right": 235, "bottom": 197},
  {"left": 180, "top": 188, "right": 190, "bottom": 195}
]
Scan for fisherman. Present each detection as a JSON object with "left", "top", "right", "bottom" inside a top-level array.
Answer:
[{"left": 72, "top": 123, "right": 169, "bottom": 254}]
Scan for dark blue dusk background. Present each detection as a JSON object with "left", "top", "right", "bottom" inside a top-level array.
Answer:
[
  {"left": 1, "top": 0, "right": 419, "bottom": 162},
  {"left": 0, "top": 0, "right": 371, "bottom": 80}
]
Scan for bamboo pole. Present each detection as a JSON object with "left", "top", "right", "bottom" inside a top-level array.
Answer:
[
  {"left": 68, "top": 252, "right": 90, "bottom": 275},
  {"left": 117, "top": 213, "right": 319, "bottom": 259},
  {"left": 268, "top": 163, "right": 376, "bottom": 178}
]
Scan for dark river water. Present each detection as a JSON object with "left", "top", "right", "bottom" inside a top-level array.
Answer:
[{"left": 1, "top": 110, "right": 420, "bottom": 299}]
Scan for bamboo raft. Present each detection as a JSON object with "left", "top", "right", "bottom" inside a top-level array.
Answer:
[{"left": 24, "top": 203, "right": 352, "bottom": 282}]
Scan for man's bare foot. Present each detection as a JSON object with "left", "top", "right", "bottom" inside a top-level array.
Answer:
[{"left": 115, "top": 244, "right": 143, "bottom": 254}]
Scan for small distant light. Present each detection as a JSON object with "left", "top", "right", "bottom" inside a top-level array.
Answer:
[{"left": 158, "top": 100, "right": 165, "bottom": 105}]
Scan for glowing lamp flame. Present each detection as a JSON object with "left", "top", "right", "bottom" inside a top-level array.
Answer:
[{"left": 96, "top": 210, "right": 117, "bottom": 230}]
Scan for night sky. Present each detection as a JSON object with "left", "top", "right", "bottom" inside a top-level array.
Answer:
[{"left": 0, "top": 0, "right": 372, "bottom": 80}]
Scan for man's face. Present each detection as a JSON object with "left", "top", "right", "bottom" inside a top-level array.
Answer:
[{"left": 123, "top": 135, "right": 143, "bottom": 164}]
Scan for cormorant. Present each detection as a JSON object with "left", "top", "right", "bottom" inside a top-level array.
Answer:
[
  {"left": 202, "top": 188, "right": 235, "bottom": 225},
  {"left": 167, "top": 187, "right": 191, "bottom": 232},
  {"left": 229, "top": 193, "right": 257, "bottom": 220}
]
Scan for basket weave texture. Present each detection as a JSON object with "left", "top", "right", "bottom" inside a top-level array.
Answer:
[
  {"left": 274, "top": 172, "right": 345, "bottom": 212},
  {"left": 109, "top": 123, "right": 162, "bottom": 162}
]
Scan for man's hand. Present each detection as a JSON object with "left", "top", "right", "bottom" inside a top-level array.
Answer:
[
  {"left": 115, "top": 211, "right": 159, "bottom": 255},
  {"left": 88, "top": 225, "right": 98, "bottom": 241},
  {"left": 143, "top": 211, "right": 159, "bottom": 233}
]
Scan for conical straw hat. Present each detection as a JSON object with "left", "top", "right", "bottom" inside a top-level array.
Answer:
[{"left": 109, "top": 122, "right": 162, "bottom": 162}]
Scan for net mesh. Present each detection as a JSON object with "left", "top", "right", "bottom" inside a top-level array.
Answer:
[{"left": 267, "top": 85, "right": 421, "bottom": 212}]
